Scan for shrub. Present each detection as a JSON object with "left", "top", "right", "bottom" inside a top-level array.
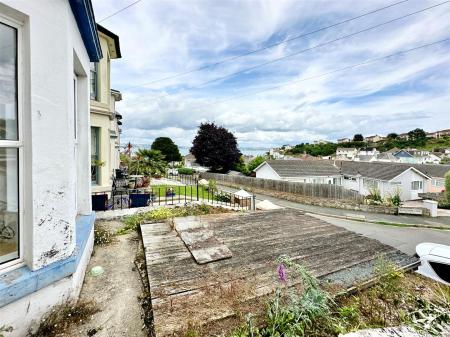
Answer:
[
  {"left": 387, "top": 188, "right": 401, "bottom": 207},
  {"left": 207, "top": 179, "right": 217, "bottom": 192},
  {"left": 117, "top": 204, "right": 231, "bottom": 234},
  {"left": 214, "top": 192, "right": 231, "bottom": 203},
  {"left": 365, "top": 187, "right": 383, "bottom": 205},
  {"left": 445, "top": 171, "right": 450, "bottom": 204},
  {"left": 178, "top": 167, "right": 194, "bottom": 175}
]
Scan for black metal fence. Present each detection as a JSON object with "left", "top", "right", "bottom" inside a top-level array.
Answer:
[
  {"left": 92, "top": 183, "right": 254, "bottom": 211},
  {"left": 164, "top": 173, "right": 198, "bottom": 185}
]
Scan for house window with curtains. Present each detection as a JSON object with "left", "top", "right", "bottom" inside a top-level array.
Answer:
[{"left": 0, "top": 20, "right": 21, "bottom": 267}]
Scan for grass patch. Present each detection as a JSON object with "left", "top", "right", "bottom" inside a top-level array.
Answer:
[
  {"left": 150, "top": 185, "right": 213, "bottom": 200},
  {"left": 30, "top": 300, "right": 100, "bottom": 337},
  {"left": 117, "top": 204, "right": 232, "bottom": 235},
  {"left": 374, "top": 221, "right": 450, "bottom": 231}
]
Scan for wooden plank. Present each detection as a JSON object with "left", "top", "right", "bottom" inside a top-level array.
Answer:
[{"left": 141, "top": 209, "right": 419, "bottom": 336}]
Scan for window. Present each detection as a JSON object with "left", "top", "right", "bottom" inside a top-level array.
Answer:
[
  {"left": 91, "top": 127, "right": 100, "bottom": 184},
  {"left": 0, "top": 20, "right": 20, "bottom": 266},
  {"left": 90, "top": 62, "right": 98, "bottom": 100},
  {"left": 363, "top": 179, "right": 379, "bottom": 189},
  {"left": 432, "top": 179, "right": 444, "bottom": 187},
  {"left": 411, "top": 181, "right": 423, "bottom": 190}
]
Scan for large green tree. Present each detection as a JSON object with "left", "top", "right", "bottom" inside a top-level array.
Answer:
[
  {"left": 190, "top": 122, "right": 242, "bottom": 172},
  {"left": 151, "top": 137, "right": 182, "bottom": 163},
  {"left": 408, "top": 128, "right": 427, "bottom": 142}
]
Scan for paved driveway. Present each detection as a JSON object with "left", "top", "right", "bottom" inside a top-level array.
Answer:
[{"left": 310, "top": 214, "right": 450, "bottom": 255}]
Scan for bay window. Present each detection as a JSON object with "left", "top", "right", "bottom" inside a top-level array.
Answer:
[{"left": 0, "top": 19, "right": 21, "bottom": 267}]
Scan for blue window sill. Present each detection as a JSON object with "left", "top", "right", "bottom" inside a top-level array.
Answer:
[{"left": 0, "top": 213, "right": 96, "bottom": 308}]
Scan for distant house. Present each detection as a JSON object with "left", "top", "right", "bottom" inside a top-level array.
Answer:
[
  {"left": 393, "top": 149, "right": 413, "bottom": 159},
  {"left": 427, "top": 128, "right": 450, "bottom": 139},
  {"left": 339, "top": 161, "right": 431, "bottom": 201},
  {"left": 269, "top": 148, "right": 284, "bottom": 159},
  {"left": 183, "top": 153, "right": 208, "bottom": 172},
  {"left": 336, "top": 147, "right": 357, "bottom": 160},
  {"left": 375, "top": 152, "right": 400, "bottom": 163},
  {"left": 254, "top": 160, "right": 342, "bottom": 184},
  {"left": 354, "top": 154, "right": 377, "bottom": 162},
  {"left": 338, "top": 161, "right": 450, "bottom": 200},
  {"left": 313, "top": 139, "right": 331, "bottom": 145},
  {"left": 90, "top": 25, "right": 122, "bottom": 193},
  {"left": 358, "top": 148, "right": 379, "bottom": 156},
  {"left": 337, "top": 137, "right": 351, "bottom": 144},
  {"left": 364, "top": 135, "right": 384, "bottom": 143}
]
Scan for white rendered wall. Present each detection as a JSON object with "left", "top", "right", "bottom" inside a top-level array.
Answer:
[
  {"left": 0, "top": 0, "right": 91, "bottom": 270},
  {"left": 0, "top": 228, "right": 94, "bottom": 337},
  {"left": 255, "top": 163, "right": 281, "bottom": 180}
]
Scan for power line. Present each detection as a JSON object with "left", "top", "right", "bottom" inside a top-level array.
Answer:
[
  {"left": 123, "top": 0, "right": 409, "bottom": 90},
  {"left": 97, "top": 0, "right": 144, "bottom": 23},
  {"left": 122, "top": 37, "right": 450, "bottom": 112},
  {"left": 122, "top": 0, "right": 449, "bottom": 109},
  {"left": 190, "top": 37, "right": 450, "bottom": 110},
  {"left": 190, "top": 0, "right": 450, "bottom": 89}
]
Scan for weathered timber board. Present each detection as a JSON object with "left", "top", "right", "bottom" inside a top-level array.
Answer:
[
  {"left": 173, "top": 217, "right": 233, "bottom": 264},
  {"left": 141, "top": 209, "right": 418, "bottom": 337}
]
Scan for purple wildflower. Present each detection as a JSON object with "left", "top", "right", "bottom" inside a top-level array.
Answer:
[{"left": 277, "top": 263, "right": 287, "bottom": 283}]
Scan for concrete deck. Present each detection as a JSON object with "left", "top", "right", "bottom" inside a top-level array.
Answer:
[{"left": 141, "top": 209, "right": 419, "bottom": 336}]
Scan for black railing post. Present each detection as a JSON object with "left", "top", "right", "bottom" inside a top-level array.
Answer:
[{"left": 197, "top": 183, "right": 199, "bottom": 201}]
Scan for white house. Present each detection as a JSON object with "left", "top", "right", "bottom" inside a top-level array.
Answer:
[
  {"left": 336, "top": 147, "right": 357, "bottom": 160},
  {"left": 364, "top": 135, "right": 384, "bottom": 143},
  {"left": 338, "top": 161, "right": 445, "bottom": 201},
  {"left": 337, "top": 137, "right": 351, "bottom": 144},
  {"left": 254, "top": 160, "right": 342, "bottom": 184},
  {"left": 358, "top": 148, "right": 379, "bottom": 156},
  {"left": 0, "top": 1, "right": 101, "bottom": 335}
]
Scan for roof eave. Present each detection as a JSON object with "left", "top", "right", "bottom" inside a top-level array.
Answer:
[
  {"left": 97, "top": 24, "right": 122, "bottom": 59},
  {"left": 69, "top": 0, "right": 102, "bottom": 62}
]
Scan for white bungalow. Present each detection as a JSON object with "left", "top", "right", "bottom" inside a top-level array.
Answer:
[
  {"left": 254, "top": 160, "right": 342, "bottom": 185},
  {"left": 0, "top": 0, "right": 101, "bottom": 335}
]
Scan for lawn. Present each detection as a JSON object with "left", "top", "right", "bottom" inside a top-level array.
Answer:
[{"left": 149, "top": 184, "right": 221, "bottom": 200}]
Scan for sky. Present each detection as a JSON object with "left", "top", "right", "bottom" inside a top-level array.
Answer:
[{"left": 92, "top": 0, "right": 450, "bottom": 150}]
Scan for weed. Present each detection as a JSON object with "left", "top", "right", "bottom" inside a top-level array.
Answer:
[
  {"left": 117, "top": 204, "right": 231, "bottom": 234},
  {"left": 30, "top": 300, "right": 99, "bottom": 337},
  {"left": 94, "top": 224, "right": 116, "bottom": 245}
]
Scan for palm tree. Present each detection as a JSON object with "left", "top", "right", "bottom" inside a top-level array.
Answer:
[{"left": 130, "top": 149, "right": 167, "bottom": 176}]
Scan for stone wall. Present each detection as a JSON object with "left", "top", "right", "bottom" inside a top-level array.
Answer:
[{"left": 418, "top": 192, "right": 445, "bottom": 202}]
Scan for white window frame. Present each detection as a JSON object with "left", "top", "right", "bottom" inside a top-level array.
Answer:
[
  {"left": 0, "top": 13, "right": 24, "bottom": 271},
  {"left": 411, "top": 181, "right": 423, "bottom": 191}
]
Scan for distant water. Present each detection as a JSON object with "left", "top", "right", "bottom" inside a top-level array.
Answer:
[{"left": 127, "top": 144, "right": 269, "bottom": 157}]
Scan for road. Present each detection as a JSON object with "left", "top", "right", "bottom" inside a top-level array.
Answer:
[
  {"left": 219, "top": 185, "right": 450, "bottom": 228},
  {"left": 310, "top": 214, "right": 450, "bottom": 255},
  {"left": 219, "top": 185, "right": 450, "bottom": 255}
]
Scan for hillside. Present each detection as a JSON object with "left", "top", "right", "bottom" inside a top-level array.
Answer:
[{"left": 287, "top": 136, "right": 450, "bottom": 157}]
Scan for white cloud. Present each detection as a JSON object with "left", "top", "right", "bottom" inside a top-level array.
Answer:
[{"left": 93, "top": 0, "right": 450, "bottom": 150}]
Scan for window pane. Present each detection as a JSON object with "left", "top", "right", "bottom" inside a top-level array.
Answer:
[
  {"left": 0, "top": 148, "right": 19, "bottom": 264},
  {"left": 0, "top": 22, "right": 18, "bottom": 140}
]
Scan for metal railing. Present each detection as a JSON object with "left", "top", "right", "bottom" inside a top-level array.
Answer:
[{"left": 92, "top": 183, "right": 254, "bottom": 211}]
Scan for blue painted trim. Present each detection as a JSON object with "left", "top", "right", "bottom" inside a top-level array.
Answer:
[
  {"left": 0, "top": 213, "right": 96, "bottom": 308},
  {"left": 69, "top": 0, "right": 102, "bottom": 62}
]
